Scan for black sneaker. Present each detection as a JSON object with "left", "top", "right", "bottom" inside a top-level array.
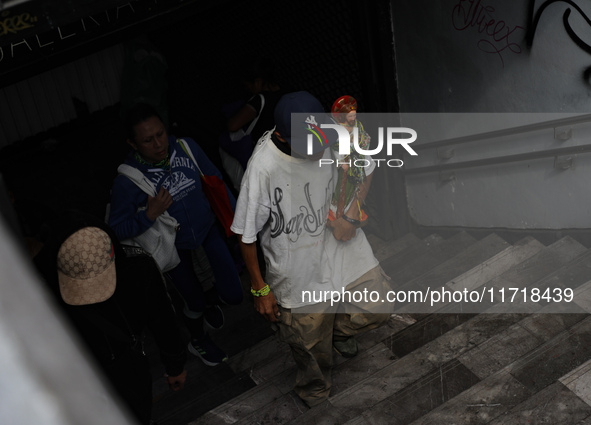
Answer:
[
  {"left": 188, "top": 333, "right": 228, "bottom": 366},
  {"left": 204, "top": 305, "right": 225, "bottom": 331}
]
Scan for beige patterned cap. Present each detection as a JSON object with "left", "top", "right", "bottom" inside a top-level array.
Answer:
[{"left": 57, "top": 227, "right": 116, "bottom": 305}]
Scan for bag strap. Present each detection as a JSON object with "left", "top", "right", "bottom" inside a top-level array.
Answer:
[
  {"left": 177, "top": 138, "right": 204, "bottom": 177},
  {"left": 117, "top": 164, "right": 176, "bottom": 223},
  {"left": 245, "top": 93, "right": 265, "bottom": 136},
  {"left": 118, "top": 164, "right": 158, "bottom": 196}
]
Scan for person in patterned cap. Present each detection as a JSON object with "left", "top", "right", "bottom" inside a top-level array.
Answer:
[
  {"left": 56, "top": 226, "right": 117, "bottom": 305},
  {"left": 34, "top": 210, "right": 187, "bottom": 425}
]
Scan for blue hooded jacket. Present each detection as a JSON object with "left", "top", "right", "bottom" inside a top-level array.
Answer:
[{"left": 109, "top": 136, "right": 235, "bottom": 250}]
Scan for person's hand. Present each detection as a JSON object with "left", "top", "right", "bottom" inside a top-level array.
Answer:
[
  {"left": 254, "top": 291, "right": 280, "bottom": 322},
  {"left": 166, "top": 369, "right": 187, "bottom": 391},
  {"left": 146, "top": 187, "right": 173, "bottom": 221},
  {"left": 327, "top": 217, "right": 357, "bottom": 242}
]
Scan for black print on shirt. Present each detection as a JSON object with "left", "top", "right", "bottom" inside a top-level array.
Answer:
[{"left": 269, "top": 181, "right": 332, "bottom": 242}]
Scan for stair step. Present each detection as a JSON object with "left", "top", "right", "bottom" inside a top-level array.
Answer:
[
  {"left": 325, "top": 239, "right": 591, "bottom": 423},
  {"left": 405, "top": 316, "right": 591, "bottom": 425},
  {"left": 446, "top": 236, "right": 545, "bottom": 292},
  {"left": 225, "top": 313, "right": 422, "bottom": 393},
  {"left": 409, "top": 233, "right": 510, "bottom": 287},
  {"left": 360, "top": 358, "right": 482, "bottom": 425},
  {"left": 441, "top": 236, "right": 587, "bottom": 314},
  {"left": 327, "top": 313, "right": 525, "bottom": 421},
  {"left": 187, "top": 380, "right": 284, "bottom": 425},
  {"left": 385, "top": 232, "right": 477, "bottom": 286},
  {"left": 225, "top": 334, "right": 291, "bottom": 376},
  {"left": 394, "top": 235, "right": 572, "bottom": 315},
  {"left": 310, "top": 238, "right": 589, "bottom": 422},
  {"left": 559, "top": 357, "right": 591, "bottom": 407},
  {"left": 328, "top": 305, "right": 591, "bottom": 424},
  {"left": 380, "top": 234, "right": 444, "bottom": 279},
  {"left": 157, "top": 370, "right": 257, "bottom": 425},
  {"left": 190, "top": 313, "right": 422, "bottom": 425},
  {"left": 573, "top": 279, "right": 591, "bottom": 312},
  {"left": 460, "top": 308, "right": 588, "bottom": 380},
  {"left": 366, "top": 232, "right": 422, "bottom": 263},
  {"left": 488, "top": 236, "right": 587, "bottom": 295},
  {"left": 152, "top": 358, "right": 256, "bottom": 425},
  {"left": 393, "top": 233, "right": 510, "bottom": 308},
  {"left": 524, "top": 248, "right": 591, "bottom": 312},
  {"left": 213, "top": 311, "right": 530, "bottom": 424},
  {"left": 171, "top": 234, "right": 591, "bottom": 425},
  {"left": 483, "top": 381, "right": 591, "bottom": 425}
]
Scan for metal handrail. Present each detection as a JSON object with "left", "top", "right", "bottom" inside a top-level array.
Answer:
[
  {"left": 404, "top": 144, "right": 591, "bottom": 175},
  {"left": 411, "top": 113, "right": 591, "bottom": 151}
]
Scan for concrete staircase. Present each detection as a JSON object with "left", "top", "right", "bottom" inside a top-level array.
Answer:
[{"left": 150, "top": 231, "right": 591, "bottom": 425}]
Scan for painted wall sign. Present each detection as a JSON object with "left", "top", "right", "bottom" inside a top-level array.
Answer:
[{"left": 0, "top": 0, "right": 198, "bottom": 85}]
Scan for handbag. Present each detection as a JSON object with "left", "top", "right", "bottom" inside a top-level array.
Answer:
[
  {"left": 177, "top": 139, "right": 235, "bottom": 238},
  {"left": 117, "top": 164, "right": 181, "bottom": 272}
]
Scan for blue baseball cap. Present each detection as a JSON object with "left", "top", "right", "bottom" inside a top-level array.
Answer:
[{"left": 274, "top": 91, "right": 338, "bottom": 155}]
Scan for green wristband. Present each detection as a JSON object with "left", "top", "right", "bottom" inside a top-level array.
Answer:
[{"left": 251, "top": 284, "right": 270, "bottom": 297}]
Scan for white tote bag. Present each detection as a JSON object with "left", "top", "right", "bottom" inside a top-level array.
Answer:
[{"left": 117, "top": 164, "right": 180, "bottom": 272}]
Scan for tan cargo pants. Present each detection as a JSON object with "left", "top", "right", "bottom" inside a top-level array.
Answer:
[{"left": 276, "top": 266, "right": 392, "bottom": 407}]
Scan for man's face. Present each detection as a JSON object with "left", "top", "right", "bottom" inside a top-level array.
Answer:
[
  {"left": 128, "top": 116, "right": 169, "bottom": 163},
  {"left": 346, "top": 110, "right": 357, "bottom": 125}
]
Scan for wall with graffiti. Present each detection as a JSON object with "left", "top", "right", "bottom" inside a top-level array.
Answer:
[
  {"left": 392, "top": 0, "right": 591, "bottom": 112},
  {"left": 393, "top": 0, "right": 591, "bottom": 230}
]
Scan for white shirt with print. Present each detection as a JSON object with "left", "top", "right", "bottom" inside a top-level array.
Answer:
[{"left": 231, "top": 132, "right": 378, "bottom": 308}]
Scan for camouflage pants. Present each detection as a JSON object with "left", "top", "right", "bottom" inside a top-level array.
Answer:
[{"left": 276, "top": 266, "right": 392, "bottom": 407}]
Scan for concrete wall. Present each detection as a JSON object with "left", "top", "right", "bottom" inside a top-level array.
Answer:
[{"left": 391, "top": 0, "right": 591, "bottom": 230}]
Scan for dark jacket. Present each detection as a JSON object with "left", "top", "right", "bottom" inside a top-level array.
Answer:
[
  {"left": 109, "top": 136, "right": 236, "bottom": 250},
  {"left": 34, "top": 211, "right": 186, "bottom": 377}
]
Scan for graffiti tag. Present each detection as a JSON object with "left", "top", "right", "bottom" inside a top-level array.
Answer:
[
  {"left": 452, "top": 0, "right": 525, "bottom": 67},
  {"left": 0, "top": 12, "right": 38, "bottom": 36},
  {"left": 526, "top": 0, "right": 591, "bottom": 83}
]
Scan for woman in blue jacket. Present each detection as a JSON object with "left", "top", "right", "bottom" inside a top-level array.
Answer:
[{"left": 109, "top": 103, "right": 243, "bottom": 366}]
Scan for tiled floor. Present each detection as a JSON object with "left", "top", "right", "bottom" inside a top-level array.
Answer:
[{"left": 149, "top": 232, "right": 591, "bottom": 425}]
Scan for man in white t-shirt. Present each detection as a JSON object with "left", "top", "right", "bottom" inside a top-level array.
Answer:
[{"left": 231, "top": 91, "right": 391, "bottom": 407}]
